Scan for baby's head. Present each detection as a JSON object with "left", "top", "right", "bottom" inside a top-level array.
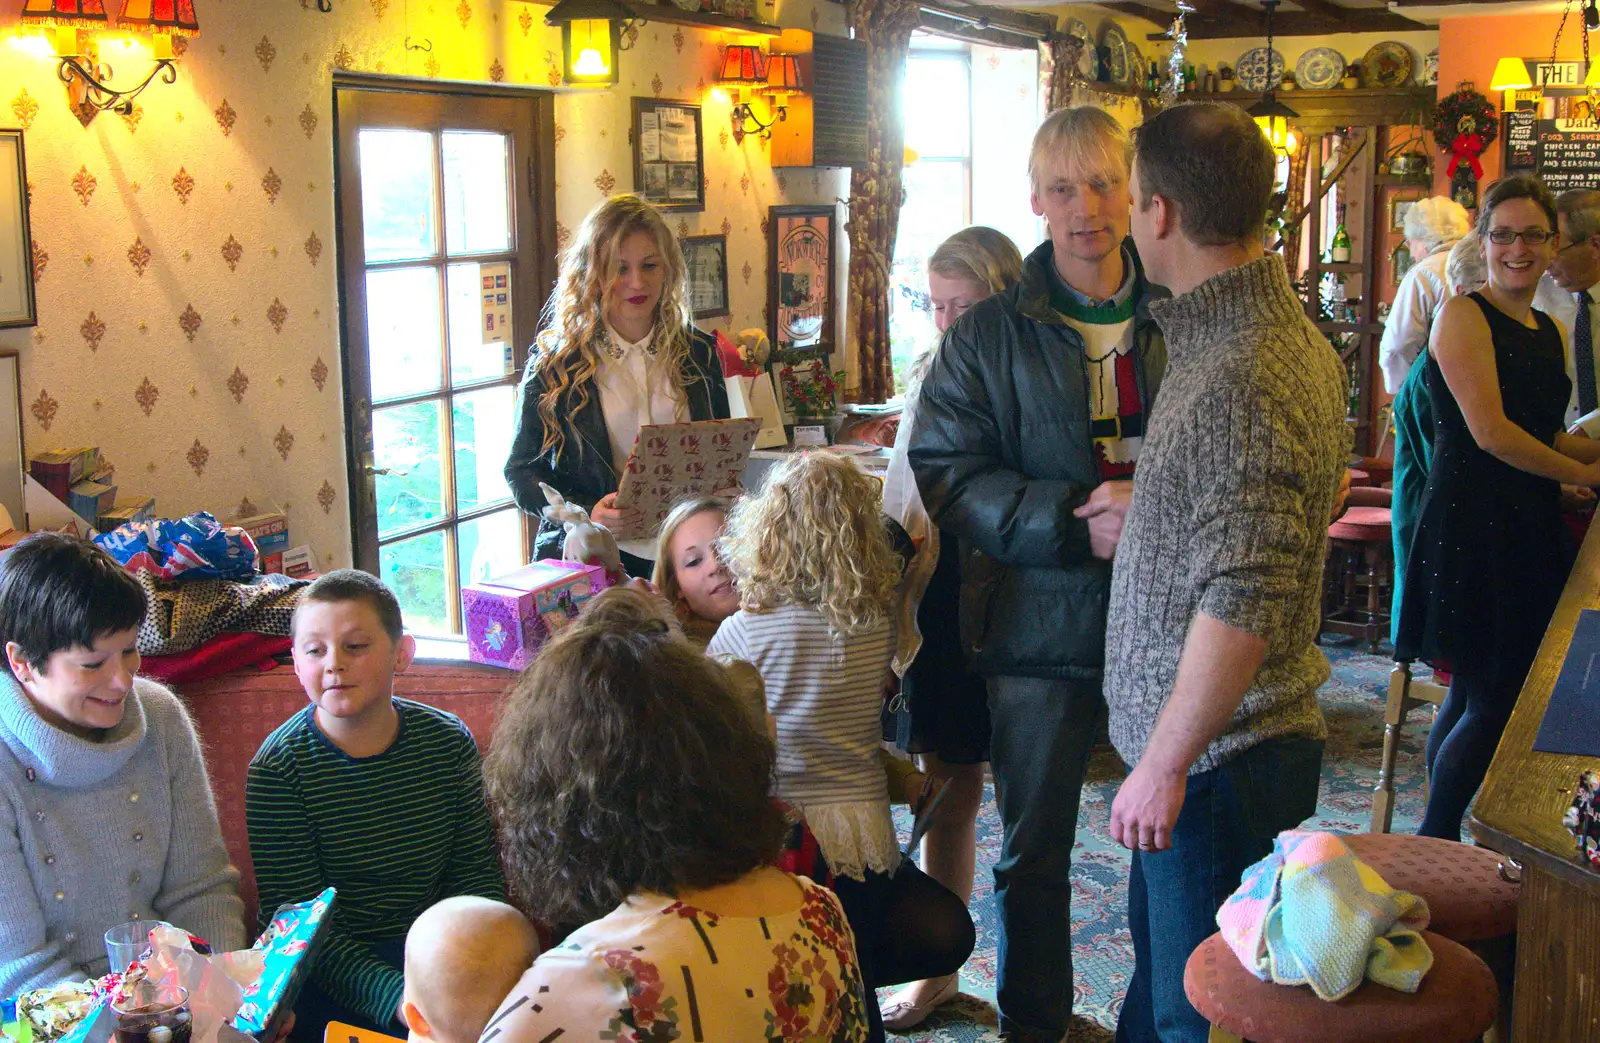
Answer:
[{"left": 402, "top": 897, "right": 539, "bottom": 1043}]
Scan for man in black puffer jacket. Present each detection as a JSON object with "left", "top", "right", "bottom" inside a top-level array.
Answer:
[{"left": 908, "top": 106, "right": 1167, "bottom": 1043}]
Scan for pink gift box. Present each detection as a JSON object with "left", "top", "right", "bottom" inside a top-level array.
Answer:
[{"left": 463, "top": 560, "right": 609, "bottom": 670}]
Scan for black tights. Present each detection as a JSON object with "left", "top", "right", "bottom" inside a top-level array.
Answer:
[
  {"left": 831, "top": 859, "right": 975, "bottom": 1043},
  {"left": 1420, "top": 665, "right": 1522, "bottom": 839}
]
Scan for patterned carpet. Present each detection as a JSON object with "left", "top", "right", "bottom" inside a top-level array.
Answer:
[{"left": 884, "top": 639, "right": 1429, "bottom": 1041}]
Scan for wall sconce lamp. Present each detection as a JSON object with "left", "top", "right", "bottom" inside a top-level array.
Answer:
[
  {"left": 1489, "top": 56, "right": 1533, "bottom": 92},
  {"left": 722, "top": 46, "right": 804, "bottom": 143},
  {"left": 541, "top": 0, "right": 635, "bottom": 87},
  {"left": 21, "top": 0, "right": 198, "bottom": 124}
]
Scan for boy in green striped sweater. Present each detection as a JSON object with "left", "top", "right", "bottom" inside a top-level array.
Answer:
[{"left": 246, "top": 571, "right": 506, "bottom": 1041}]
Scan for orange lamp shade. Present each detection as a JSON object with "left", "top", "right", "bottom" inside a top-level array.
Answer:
[
  {"left": 720, "top": 44, "right": 767, "bottom": 84},
  {"left": 117, "top": 0, "right": 201, "bottom": 37},
  {"left": 19, "top": 0, "right": 109, "bottom": 26},
  {"left": 762, "top": 53, "right": 803, "bottom": 94}
]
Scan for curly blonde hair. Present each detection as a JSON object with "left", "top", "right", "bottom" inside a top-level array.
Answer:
[
  {"left": 718, "top": 452, "right": 899, "bottom": 635},
  {"left": 534, "top": 194, "right": 694, "bottom": 458}
]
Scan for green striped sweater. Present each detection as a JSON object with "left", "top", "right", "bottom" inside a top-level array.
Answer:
[{"left": 245, "top": 699, "right": 506, "bottom": 1029}]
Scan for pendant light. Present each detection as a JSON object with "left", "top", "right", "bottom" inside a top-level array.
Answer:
[{"left": 1246, "top": 0, "right": 1299, "bottom": 155}]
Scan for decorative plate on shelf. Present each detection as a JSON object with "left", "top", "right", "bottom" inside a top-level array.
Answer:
[
  {"left": 1235, "top": 47, "right": 1285, "bottom": 92},
  {"left": 1128, "top": 42, "right": 1146, "bottom": 87},
  {"left": 1295, "top": 47, "right": 1345, "bottom": 90},
  {"left": 1361, "top": 42, "right": 1413, "bottom": 87},
  {"left": 1066, "top": 18, "right": 1097, "bottom": 80},
  {"left": 670, "top": 0, "right": 702, "bottom": 11},
  {"left": 1102, "top": 21, "right": 1132, "bottom": 86}
]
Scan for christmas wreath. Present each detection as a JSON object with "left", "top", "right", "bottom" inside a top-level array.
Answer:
[{"left": 1431, "top": 84, "right": 1498, "bottom": 180}]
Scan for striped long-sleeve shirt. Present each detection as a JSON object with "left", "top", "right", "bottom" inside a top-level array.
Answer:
[{"left": 245, "top": 699, "right": 505, "bottom": 1029}]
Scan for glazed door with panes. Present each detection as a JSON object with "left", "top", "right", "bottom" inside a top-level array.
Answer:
[{"left": 335, "top": 83, "right": 555, "bottom": 635}]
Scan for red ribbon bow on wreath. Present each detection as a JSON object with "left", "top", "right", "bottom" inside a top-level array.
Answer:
[{"left": 1447, "top": 132, "right": 1486, "bottom": 179}]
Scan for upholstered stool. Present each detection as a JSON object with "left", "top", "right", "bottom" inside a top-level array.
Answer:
[
  {"left": 1184, "top": 930, "right": 1498, "bottom": 1043},
  {"left": 1322, "top": 492, "right": 1393, "bottom": 653},
  {"left": 1370, "top": 661, "right": 1449, "bottom": 833},
  {"left": 1348, "top": 468, "right": 1372, "bottom": 487}
]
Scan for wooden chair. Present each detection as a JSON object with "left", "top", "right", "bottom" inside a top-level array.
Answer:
[{"left": 1370, "top": 661, "right": 1449, "bottom": 834}]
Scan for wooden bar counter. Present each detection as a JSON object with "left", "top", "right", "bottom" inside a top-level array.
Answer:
[{"left": 1471, "top": 520, "right": 1600, "bottom": 1040}]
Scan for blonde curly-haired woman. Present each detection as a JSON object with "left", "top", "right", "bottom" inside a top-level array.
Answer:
[{"left": 504, "top": 195, "right": 728, "bottom": 573}]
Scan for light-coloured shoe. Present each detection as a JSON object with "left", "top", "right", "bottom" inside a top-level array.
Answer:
[{"left": 879, "top": 974, "right": 961, "bottom": 1031}]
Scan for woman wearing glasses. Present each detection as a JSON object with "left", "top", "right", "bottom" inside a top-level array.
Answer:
[{"left": 1397, "top": 174, "right": 1600, "bottom": 839}]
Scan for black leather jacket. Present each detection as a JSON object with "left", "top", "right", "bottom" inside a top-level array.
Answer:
[
  {"left": 504, "top": 326, "right": 728, "bottom": 559},
  {"left": 908, "top": 239, "right": 1167, "bottom": 680}
]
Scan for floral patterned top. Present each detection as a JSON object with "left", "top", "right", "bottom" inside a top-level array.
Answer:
[{"left": 479, "top": 873, "right": 868, "bottom": 1043}]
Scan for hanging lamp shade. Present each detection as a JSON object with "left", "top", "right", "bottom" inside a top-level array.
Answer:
[
  {"left": 721, "top": 44, "right": 767, "bottom": 85},
  {"left": 117, "top": 0, "right": 201, "bottom": 37},
  {"left": 1490, "top": 56, "right": 1532, "bottom": 91},
  {"left": 19, "top": 0, "right": 109, "bottom": 26},
  {"left": 544, "top": 0, "right": 630, "bottom": 86},
  {"left": 1586, "top": 59, "right": 1600, "bottom": 86}
]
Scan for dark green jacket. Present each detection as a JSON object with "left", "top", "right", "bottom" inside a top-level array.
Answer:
[{"left": 907, "top": 238, "right": 1168, "bottom": 680}]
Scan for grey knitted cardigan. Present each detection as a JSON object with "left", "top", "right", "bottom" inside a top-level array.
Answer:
[
  {"left": 1105, "top": 254, "right": 1347, "bottom": 773},
  {"left": 0, "top": 673, "right": 245, "bottom": 997}
]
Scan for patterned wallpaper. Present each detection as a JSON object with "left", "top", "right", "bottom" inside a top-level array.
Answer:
[{"left": 0, "top": 0, "right": 850, "bottom": 570}]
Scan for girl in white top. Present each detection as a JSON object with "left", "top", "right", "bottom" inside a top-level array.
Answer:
[
  {"left": 503, "top": 195, "right": 728, "bottom": 570},
  {"left": 709, "top": 452, "right": 973, "bottom": 1043}
]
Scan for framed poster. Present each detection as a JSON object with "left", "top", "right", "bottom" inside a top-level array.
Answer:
[
  {"left": 1390, "top": 194, "right": 1423, "bottom": 233},
  {"left": 1391, "top": 241, "right": 1414, "bottom": 286},
  {"left": 0, "top": 130, "right": 35, "bottom": 330},
  {"left": 632, "top": 98, "right": 705, "bottom": 212},
  {"left": 768, "top": 204, "right": 836, "bottom": 356},
  {"left": 682, "top": 234, "right": 729, "bottom": 319}
]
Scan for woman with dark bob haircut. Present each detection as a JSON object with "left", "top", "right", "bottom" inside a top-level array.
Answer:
[
  {"left": 1398, "top": 173, "right": 1600, "bottom": 839},
  {"left": 0, "top": 534, "right": 245, "bottom": 997},
  {"left": 483, "top": 586, "right": 870, "bottom": 1041}
]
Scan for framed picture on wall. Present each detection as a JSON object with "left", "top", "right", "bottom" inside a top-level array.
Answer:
[
  {"left": 1390, "top": 194, "right": 1424, "bottom": 234},
  {"left": 1391, "top": 241, "right": 1415, "bottom": 286},
  {"left": 768, "top": 204, "right": 836, "bottom": 358},
  {"left": 682, "top": 234, "right": 729, "bottom": 319},
  {"left": 0, "top": 129, "right": 36, "bottom": 330},
  {"left": 632, "top": 98, "right": 705, "bottom": 212}
]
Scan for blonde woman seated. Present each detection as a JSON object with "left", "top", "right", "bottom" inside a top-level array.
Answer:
[
  {"left": 483, "top": 587, "right": 870, "bottom": 1042},
  {"left": 650, "top": 496, "right": 738, "bottom": 649}
]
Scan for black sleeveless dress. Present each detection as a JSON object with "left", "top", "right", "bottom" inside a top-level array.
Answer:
[{"left": 1395, "top": 292, "right": 1573, "bottom": 680}]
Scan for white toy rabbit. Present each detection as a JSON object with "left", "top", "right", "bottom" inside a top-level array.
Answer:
[{"left": 539, "top": 482, "right": 625, "bottom": 585}]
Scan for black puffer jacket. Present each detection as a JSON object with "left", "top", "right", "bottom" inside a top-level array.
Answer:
[
  {"left": 504, "top": 326, "right": 728, "bottom": 560},
  {"left": 908, "top": 239, "right": 1167, "bottom": 680}
]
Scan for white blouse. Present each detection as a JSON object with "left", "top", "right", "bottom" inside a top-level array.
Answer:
[{"left": 594, "top": 324, "right": 687, "bottom": 474}]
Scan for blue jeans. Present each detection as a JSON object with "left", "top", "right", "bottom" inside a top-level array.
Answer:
[
  {"left": 985, "top": 675, "right": 1104, "bottom": 1043},
  {"left": 1115, "top": 737, "right": 1324, "bottom": 1043}
]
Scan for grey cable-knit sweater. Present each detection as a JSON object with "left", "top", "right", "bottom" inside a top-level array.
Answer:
[
  {"left": 0, "top": 673, "right": 245, "bottom": 997},
  {"left": 1105, "top": 254, "right": 1347, "bottom": 773}
]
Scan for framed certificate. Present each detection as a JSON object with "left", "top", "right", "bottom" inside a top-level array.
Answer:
[
  {"left": 682, "top": 234, "right": 729, "bottom": 319},
  {"left": 0, "top": 130, "right": 36, "bottom": 330},
  {"left": 767, "top": 204, "right": 836, "bottom": 355}
]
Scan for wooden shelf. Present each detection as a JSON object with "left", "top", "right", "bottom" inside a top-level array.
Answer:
[
  {"left": 1375, "top": 172, "right": 1433, "bottom": 186},
  {"left": 1065, "top": 75, "right": 1157, "bottom": 101},
  {"left": 621, "top": 2, "right": 783, "bottom": 35},
  {"left": 1320, "top": 262, "right": 1364, "bottom": 274},
  {"left": 1187, "top": 86, "right": 1433, "bottom": 134}
]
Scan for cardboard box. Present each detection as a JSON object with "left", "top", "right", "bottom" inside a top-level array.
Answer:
[
  {"left": 96, "top": 496, "right": 155, "bottom": 534},
  {"left": 67, "top": 480, "right": 117, "bottom": 529},
  {"left": 463, "top": 560, "right": 609, "bottom": 670},
  {"left": 236, "top": 511, "right": 289, "bottom": 556},
  {"left": 234, "top": 887, "right": 336, "bottom": 1041},
  {"left": 28, "top": 447, "right": 95, "bottom": 503},
  {"left": 283, "top": 545, "right": 317, "bottom": 579},
  {"left": 261, "top": 552, "right": 284, "bottom": 575}
]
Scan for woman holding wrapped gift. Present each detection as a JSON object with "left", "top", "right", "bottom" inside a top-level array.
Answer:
[
  {"left": 0, "top": 533, "right": 245, "bottom": 998},
  {"left": 503, "top": 195, "right": 729, "bottom": 574}
]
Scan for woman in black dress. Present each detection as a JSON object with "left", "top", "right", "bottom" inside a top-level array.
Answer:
[{"left": 1397, "top": 174, "right": 1600, "bottom": 839}]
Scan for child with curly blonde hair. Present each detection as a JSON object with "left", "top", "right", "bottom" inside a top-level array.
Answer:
[{"left": 709, "top": 452, "right": 973, "bottom": 1043}]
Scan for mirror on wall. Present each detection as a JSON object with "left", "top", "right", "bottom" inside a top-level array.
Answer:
[{"left": 0, "top": 351, "right": 25, "bottom": 531}]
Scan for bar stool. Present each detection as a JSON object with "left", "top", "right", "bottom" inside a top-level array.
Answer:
[
  {"left": 1370, "top": 661, "right": 1449, "bottom": 834},
  {"left": 1340, "top": 833, "right": 1520, "bottom": 1043},
  {"left": 1184, "top": 929, "right": 1497, "bottom": 1043},
  {"left": 1322, "top": 486, "right": 1393, "bottom": 653}
]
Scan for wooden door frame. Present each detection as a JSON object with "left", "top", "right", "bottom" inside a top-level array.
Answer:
[{"left": 332, "top": 73, "right": 557, "bottom": 577}]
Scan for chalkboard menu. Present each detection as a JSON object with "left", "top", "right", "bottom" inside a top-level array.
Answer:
[{"left": 1503, "top": 105, "right": 1600, "bottom": 192}]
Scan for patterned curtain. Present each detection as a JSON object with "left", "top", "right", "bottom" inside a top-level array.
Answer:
[
  {"left": 1282, "top": 142, "right": 1311, "bottom": 278},
  {"left": 845, "top": 0, "right": 922, "bottom": 403},
  {"left": 1044, "top": 34, "right": 1081, "bottom": 113}
]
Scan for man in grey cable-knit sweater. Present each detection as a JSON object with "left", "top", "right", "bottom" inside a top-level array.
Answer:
[{"left": 1082, "top": 103, "right": 1347, "bottom": 1043}]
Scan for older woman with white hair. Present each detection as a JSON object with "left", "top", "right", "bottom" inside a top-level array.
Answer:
[{"left": 1379, "top": 196, "right": 1475, "bottom": 393}]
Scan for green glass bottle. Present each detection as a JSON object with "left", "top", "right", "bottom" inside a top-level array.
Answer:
[{"left": 1330, "top": 204, "right": 1352, "bottom": 264}]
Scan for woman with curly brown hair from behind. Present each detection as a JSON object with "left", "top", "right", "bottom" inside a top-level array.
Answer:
[
  {"left": 709, "top": 452, "right": 974, "bottom": 1043},
  {"left": 481, "top": 587, "right": 870, "bottom": 1042}
]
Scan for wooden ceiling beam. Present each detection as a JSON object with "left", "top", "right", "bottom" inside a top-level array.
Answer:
[
  {"left": 1287, "top": 0, "right": 1359, "bottom": 28},
  {"left": 1155, "top": 8, "right": 1430, "bottom": 39}
]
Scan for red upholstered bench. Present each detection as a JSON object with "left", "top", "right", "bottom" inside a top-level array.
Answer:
[
  {"left": 1184, "top": 929, "right": 1498, "bottom": 1043},
  {"left": 174, "top": 657, "right": 514, "bottom": 927}
]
